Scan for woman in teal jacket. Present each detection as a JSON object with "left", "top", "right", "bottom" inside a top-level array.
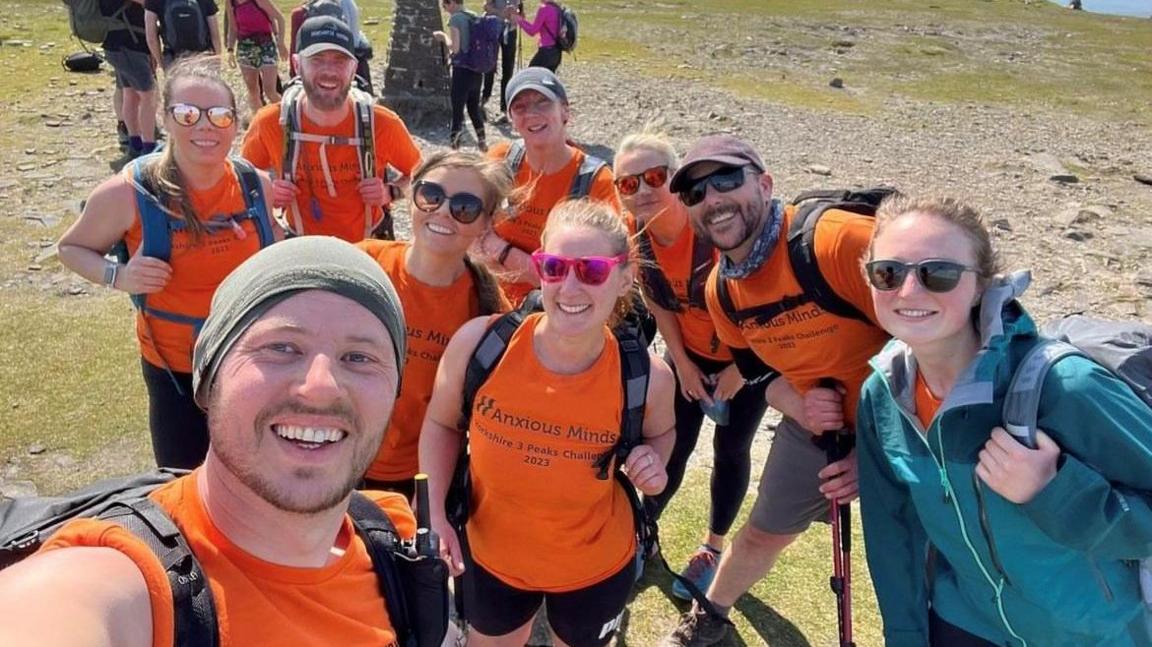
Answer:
[{"left": 856, "top": 194, "right": 1152, "bottom": 647}]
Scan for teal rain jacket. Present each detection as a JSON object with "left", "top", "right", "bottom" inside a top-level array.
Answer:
[{"left": 857, "top": 272, "right": 1152, "bottom": 647}]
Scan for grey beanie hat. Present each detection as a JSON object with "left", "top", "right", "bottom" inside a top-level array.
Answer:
[{"left": 192, "top": 236, "right": 406, "bottom": 408}]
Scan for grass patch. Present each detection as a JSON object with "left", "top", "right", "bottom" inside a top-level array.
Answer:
[{"left": 718, "top": 75, "right": 875, "bottom": 114}]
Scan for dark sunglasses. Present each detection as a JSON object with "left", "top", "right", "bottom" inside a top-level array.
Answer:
[
  {"left": 614, "top": 165, "right": 669, "bottom": 196},
  {"left": 864, "top": 259, "right": 979, "bottom": 293},
  {"left": 531, "top": 251, "right": 629, "bottom": 286},
  {"left": 677, "top": 166, "right": 750, "bottom": 207},
  {"left": 412, "top": 180, "right": 488, "bottom": 224},
  {"left": 167, "top": 103, "right": 237, "bottom": 129}
]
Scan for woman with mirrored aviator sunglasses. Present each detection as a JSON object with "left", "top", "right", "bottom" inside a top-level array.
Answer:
[
  {"left": 56, "top": 56, "right": 282, "bottom": 470},
  {"left": 613, "top": 131, "right": 769, "bottom": 600},
  {"left": 857, "top": 194, "right": 1152, "bottom": 647},
  {"left": 420, "top": 200, "right": 677, "bottom": 647},
  {"left": 356, "top": 151, "right": 511, "bottom": 497}
]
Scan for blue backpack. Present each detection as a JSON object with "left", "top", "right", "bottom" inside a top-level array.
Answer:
[{"left": 453, "top": 11, "right": 503, "bottom": 74}]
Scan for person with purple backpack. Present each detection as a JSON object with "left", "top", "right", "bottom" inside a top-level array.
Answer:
[{"left": 434, "top": 0, "right": 503, "bottom": 151}]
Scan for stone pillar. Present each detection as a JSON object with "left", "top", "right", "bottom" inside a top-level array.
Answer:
[{"left": 381, "top": 0, "right": 452, "bottom": 129}]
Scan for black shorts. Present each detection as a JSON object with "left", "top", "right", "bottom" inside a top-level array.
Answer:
[{"left": 462, "top": 553, "right": 636, "bottom": 647}]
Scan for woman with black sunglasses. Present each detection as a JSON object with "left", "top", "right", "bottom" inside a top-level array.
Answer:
[
  {"left": 419, "top": 200, "right": 676, "bottom": 647},
  {"left": 357, "top": 151, "right": 511, "bottom": 497},
  {"left": 613, "top": 132, "right": 769, "bottom": 598},
  {"left": 857, "top": 195, "right": 1152, "bottom": 646},
  {"left": 57, "top": 56, "right": 282, "bottom": 469}
]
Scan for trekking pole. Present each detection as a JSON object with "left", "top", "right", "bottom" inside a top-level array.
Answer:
[
  {"left": 815, "top": 378, "right": 855, "bottom": 647},
  {"left": 414, "top": 473, "right": 440, "bottom": 559}
]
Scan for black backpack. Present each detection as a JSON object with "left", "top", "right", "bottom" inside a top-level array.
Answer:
[
  {"left": 0, "top": 470, "right": 448, "bottom": 647},
  {"left": 714, "top": 187, "right": 898, "bottom": 327},
  {"left": 163, "top": 0, "right": 209, "bottom": 54},
  {"left": 546, "top": 3, "right": 578, "bottom": 53}
]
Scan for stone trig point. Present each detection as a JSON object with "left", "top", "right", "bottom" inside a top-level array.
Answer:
[{"left": 381, "top": 0, "right": 452, "bottom": 129}]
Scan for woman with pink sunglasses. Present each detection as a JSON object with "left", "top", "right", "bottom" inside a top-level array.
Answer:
[{"left": 419, "top": 200, "right": 676, "bottom": 647}]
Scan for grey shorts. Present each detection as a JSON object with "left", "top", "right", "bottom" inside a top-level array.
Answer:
[
  {"left": 105, "top": 49, "right": 155, "bottom": 92},
  {"left": 747, "top": 416, "right": 832, "bottom": 534}
]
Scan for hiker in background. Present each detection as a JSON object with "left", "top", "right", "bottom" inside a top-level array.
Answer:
[
  {"left": 144, "top": 0, "right": 222, "bottom": 69},
  {"left": 505, "top": 0, "right": 561, "bottom": 72},
  {"left": 57, "top": 57, "right": 281, "bottom": 470},
  {"left": 102, "top": 0, "right": 158, "bottom": 158},
  {"left": 243, "top": 16, "right": 421, "bottom": 242},
  {"left": 857, "top": 195, "right": 1152, "bottom": 646},
  {"left": 0, "top": 236, "right": 423, "bottom": 647},
  {"left": 433, "top": 0, "right": 496, "bottom": 151},
  {"left": 420, "top": 200, "right": 676, "bottom": 647},
  {"left": 357, "top": 151, "right": 511, "bottom": 498},
  {"left": 480, "top": 0, "right": 519, "bottom": 124},
  {"left": 223, "top": 0, "right": 289, "bottom": 113},
  {"left": 480, "top": 67, "right": 619, "bottom": 305},
  {"left": 615, "top": 131, "right": 769, "bottom": 599},
  {"left": 660, "top": 135, "right": 890, "bottom": 646}
]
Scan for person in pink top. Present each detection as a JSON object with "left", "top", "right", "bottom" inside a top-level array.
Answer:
[{"left": 505, "top": 0, "right": 562, "bottom": 72}]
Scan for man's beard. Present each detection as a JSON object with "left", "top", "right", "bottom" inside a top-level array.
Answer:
[
  {"left": 693, "top": 202, "right": 761, "bottom": 252},
  {"left": 302, "top": 74, "right": 352, "bottom": 111}
]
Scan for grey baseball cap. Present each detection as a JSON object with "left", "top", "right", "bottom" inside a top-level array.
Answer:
[{"left": 504, "top": 67, "right": 568, "bottom": 107}]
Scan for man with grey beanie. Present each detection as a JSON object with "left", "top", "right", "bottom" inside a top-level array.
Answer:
[{"left": 0, "top": 237, "right": 443, "bottom": 647}]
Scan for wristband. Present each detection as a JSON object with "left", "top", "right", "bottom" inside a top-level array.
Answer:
[{"left": 497, "top": 242, "right": 514, "bottom": 265}]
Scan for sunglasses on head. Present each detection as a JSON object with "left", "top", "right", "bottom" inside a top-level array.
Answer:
[
  {"left": 614, "top": 165, "right": 669, "bottom": 196},
  {"left": 531, "top": 251, "right": 629, "bottom": 286},
  {"left": 678, "top": 166, "right": 750, "bottom": 207},
  {"left": 167, "top": 103, "right": 237, "bottom": 129},
  {"left": 411, "top": 180, "right": 488, "bottom": 224},
  {"left": 864, "top": 259, "right": 979, "bottom": 293}
]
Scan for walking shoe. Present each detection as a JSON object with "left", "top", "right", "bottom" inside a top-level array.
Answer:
[
  {"left": 672, "top": 545, "right": 720, "bottom": 601},
  {"left": 477, "top": 136, "right": 488, "bottom": 153},
  {"left": 450, "top": 132, "right": 462, "bottom": 150},
  {"left": 660, "top": 606, "right": 732, "bottom": 647}
]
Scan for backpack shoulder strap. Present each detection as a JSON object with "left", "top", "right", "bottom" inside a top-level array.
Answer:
[
  {"left": 592, "top": 326, "right": 650, "bottom": 480},
  {"left": 713, "top": 268, "right": 740, "bottom": 327},
  {"left": 279, "top": 83, "right": 305, "bottom": 180},
  {"left": 568, "top": 152, "right": 608, "bottom": 200},
  {"left": 101, "top": 498, "right": 219, "bottom": 647},
  {"left": 229, "top": 157, "right": 276, "bottom": 248},
  {"left": 1002, "top": 339, "right": 1083, "bottom": 449},
  {"left": 460, "top": 308, "right": 529, "bottom": 428},
  {"left": 504, "top": 139, "right": 526, "bottom": 177},
  {"left": 785, "top": 200, "right": 869, "bottom": 323},
  {"left": 350, "top": 89, "right": 376, "bottom": 179},
  {"left": 346, "top": 491, "right": 413, "bottom": 647},
  {"left": 686, "top": 234, "right": 716, "bottom": 311},
  {"left": 131, "top": 154, "right": 173, "bottom": 264},
  {"left": 635, "top": 232, "right": 682, "bottom": 313}
]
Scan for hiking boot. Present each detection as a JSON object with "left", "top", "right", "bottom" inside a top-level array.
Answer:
[
  {"left": 660, "top": 606, "right": 731, "bottom": 647},
  {"left": 672, "top": 545, "right": 720, "bottom": 601},
  {"left": 477, "top": 136, "right": 488, "bottom": 153}
]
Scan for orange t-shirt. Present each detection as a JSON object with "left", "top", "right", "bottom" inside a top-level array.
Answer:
[
  {"left": 358, "top": 240, "right": 509, "bottom": 481},
  {"left": 914, "top": 369, "right": 943, "bottom": 429},
  {"left": 487, "top": 141, "right": 621, "bottom": 304},
  {"left": 39, "top": 473, "right": 416, "bottom": 647},
  {"left": 123, "top": 160, "right": 268, "bottom": 373},
  {"left": 466, "top": 313, "right": 636, "bottom": 591},
  {"left": 241, "top": 102, "right": 421, "bottom": 242},
  {"left": 705, "top": 206, "right": 890, "bottom": 423},
  {"left": 642, "top": 222, "right": 730, "bottom": 361}
]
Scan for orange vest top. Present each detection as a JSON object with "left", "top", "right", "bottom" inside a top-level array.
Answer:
[
  {"left": 487, "top": 141, "right": 621, "bottom": 305},
  {"left": 240, "top": 102, "right": 422, "bottom": 242},
  {"left": 466, "top": 313, "right": 636, "bottom": 591},
  {"left": 40, "top": 473, "right": 416, "bottom": 647},
  {"left": 644, "top": 220, "right": 731, "bottom": 361},
  {"left": 123, "top": 160, "right": 266, "bottom": 373},
  {"left": 705, "top": 206, "right": 890, "bottom": 422},
  {"left": 358, "top": 240, "right": 503, "bottom": 481}
]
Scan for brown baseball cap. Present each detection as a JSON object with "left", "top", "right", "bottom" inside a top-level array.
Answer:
[{"left": 668, "top": 135, "right": 767, "bottom": 193}]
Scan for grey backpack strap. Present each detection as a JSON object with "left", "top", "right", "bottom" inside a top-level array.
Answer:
[
  {"left": 1002, "top": 340, "right": 1082, "bottom": 449},
  {"left": 504, "top": 140, "right": 526, "bottom": 176}
]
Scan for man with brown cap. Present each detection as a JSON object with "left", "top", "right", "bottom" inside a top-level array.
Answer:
[
  {"left": 661, "top": 135, "right": 890, "bottom": 646},
  {"left": 0, "top": 237, "right": 438, "bottom": 647}
]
